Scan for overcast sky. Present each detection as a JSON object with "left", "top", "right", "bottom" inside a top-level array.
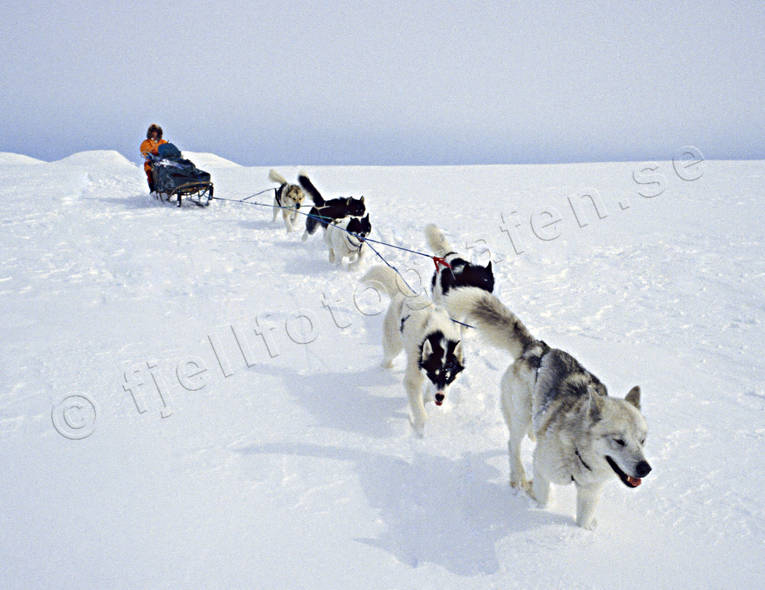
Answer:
[{"left": 2, "top": 1, "right": 763, "bottom": 165}]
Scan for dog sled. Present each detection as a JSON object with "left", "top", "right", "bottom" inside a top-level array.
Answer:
[{"left": 148, "top": 143, "right": 213, "bottom": 207}]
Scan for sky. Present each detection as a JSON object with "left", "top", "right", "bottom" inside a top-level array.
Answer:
[{"left": 1, "top": 1, "right": 764, "bottom": 166}]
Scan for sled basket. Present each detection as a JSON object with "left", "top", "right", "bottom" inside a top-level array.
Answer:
[{"left": 150, "top": 156, "right": 214, "bottom": 207}]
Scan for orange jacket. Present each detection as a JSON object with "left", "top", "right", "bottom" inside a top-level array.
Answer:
[{"left": 140, "top": 138, "right": 168, "bottom": 172}]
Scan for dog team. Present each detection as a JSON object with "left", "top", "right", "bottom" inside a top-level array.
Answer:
[
  {"left": 269, "top": 170, "right": 370, "bottom": 268},
  {"left": 268, "top": 170, "right": 652, "bottom": 530}
]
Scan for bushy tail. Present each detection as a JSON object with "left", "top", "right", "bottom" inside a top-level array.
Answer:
[
  {"left": 362, "top": 265, "right": 416, "bottom": 298},
  {"left": 445, "top": 288, "right": 535, "bottom": 360},
  {"left": 425, "top": 223, "right": 452, "bottom": 257},
  {"left": 298, "top": 173, "right": 325, "bottom": 206},
  {"left": 269, "top": 169, "right": 288, "bottom": 185}
]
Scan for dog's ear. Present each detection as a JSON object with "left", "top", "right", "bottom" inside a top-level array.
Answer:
[
  {"left": 454, "top": 340, "right": 463, "bottom": 362},
  {"left": 360, "top": 196, "right": 365, "bottom": 203},
  {"left": 345, "top": 197, "right": 352, "bottom": 205},
  {"left": 625, "top": 386, "right": 641, "bottom": 409},
  {"left": 586, "top": 391, "right": 604, "bottom": 422},
  {"left": 485, "top": 260, "right": 492, "bottom": 272},
  {"left": 421, "top": 339, "right": 433, "bottom": 359}
]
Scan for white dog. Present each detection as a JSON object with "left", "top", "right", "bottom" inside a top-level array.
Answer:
[
  {"left": 363, "top": 265, "right": 465, "bottom": 436},
  {"left": 446, "top": 288, "right": 651, "bottom": 529},
  {"left": 324, "top": 214, "right": 371, "bottom": 269}
]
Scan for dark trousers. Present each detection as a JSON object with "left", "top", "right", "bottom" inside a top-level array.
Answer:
[{"left": 145, "top": 167, "right": 155, "bottom": 192}]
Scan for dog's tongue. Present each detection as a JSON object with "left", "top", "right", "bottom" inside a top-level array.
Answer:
[{"left": 626, "top": 476, "right": 642, "bottom": 487}]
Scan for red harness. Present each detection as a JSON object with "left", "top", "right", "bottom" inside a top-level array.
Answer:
[{"left": 432, "top": 256, "right": 452, "bottom": 272}]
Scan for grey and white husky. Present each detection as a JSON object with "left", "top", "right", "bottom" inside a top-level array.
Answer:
[
  {"left": 363, "top": 265, "right": 465, "bottom": 437},
  {"left": 269, "top": 169, "right": 305, "bottom": 233},
  {"left": 446, "top": 288, "right": 652, "bottom": 529}
]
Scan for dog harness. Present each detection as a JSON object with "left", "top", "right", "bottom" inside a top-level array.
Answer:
[
  {"left": 571, "top": 446, "right": 593, "bottom": 485},
  {"left": 275, "top": 183, "right": 299, "bottom": 210},
  {"left": 274, "top": 183, "right": 285, "bottom": 206},
  {"left": 344, "top": 232, "right": 364, "bottom": 252},
  {"left": 575, "top": 448, "right": 592, "bottom": 472}
]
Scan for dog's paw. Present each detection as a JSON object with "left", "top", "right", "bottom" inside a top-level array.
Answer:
[
  {"left": 381, "top": 359, "right": 394, "bottom": 369},
  {"left": 509, "top": 477, "right": 530, "bottom": 493},
  {"left": 525, "top": 480, "right": 536, "bottom": 499},
  {"left": 525, "top": 481, "right": 550, "bottom": 507},
  {"left": 409, "top": 417, "right": 425, "bottom": 438},
  {"left": 577, "top": 517, "right": 598, "bottom": 531}
]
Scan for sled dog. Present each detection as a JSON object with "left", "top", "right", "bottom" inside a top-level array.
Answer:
[
  {"left": 298, "top": 173, "right": 366, "bottom": 240},
  {"left": 362, "top": 265, "right": 465, "bottom": 436},
  {"left": 324, "top": 214, "right": 372, "bottom": 268},
  {"left": 446, "top": 288, "right": 651, "bottom": 529},
  {"left": 425, "top": 224, "right": 494, "bottom": 304},
  {"left": 269, "top": 170, "right": 305, "bottom": 233}
]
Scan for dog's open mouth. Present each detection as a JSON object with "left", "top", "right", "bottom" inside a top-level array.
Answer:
[{"left": 606, "top": 456, "right": 641, "bottom": 488}]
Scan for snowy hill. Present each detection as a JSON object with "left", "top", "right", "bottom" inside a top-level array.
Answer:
[
  {"left": 52, "top": 149, "right": 137, "bottom": 170},
  {"left": 0, "top": 152, "right": 45, "bottom": 166},
  {"left": 1, "top": 152, "right": 763, "bottom": 589},
  {"left": 181, "top": 151, "right": 242, "bottom": 169}
]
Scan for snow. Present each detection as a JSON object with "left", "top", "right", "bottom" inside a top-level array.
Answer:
[
  {"left": 0, "top": 153, "right": 45, "bottom": 166},
  {"left": 0, "top": 152, "right": 763, "bottom": 589},
  {"left": 181, "top": 151, "right": 242, "bottom": 169},
  {"left": 51, "top": 150, "right": 137, "bottom": 170}
]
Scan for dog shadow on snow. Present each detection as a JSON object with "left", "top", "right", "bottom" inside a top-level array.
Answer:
[
  {"left": 269, "top": 238, "right": 358, "bottom": 277},
  {"left": 226, "top": 225, "right": 335, "bottom": 277},
  {"left": 235, "top": 218, "right": 273, "bottom": 231},
  {"left": 236, "top": 442, "right": 569, "bottom": 576},
  {"left": 253, "top": 363, "right": 408, "bottom": 439}
]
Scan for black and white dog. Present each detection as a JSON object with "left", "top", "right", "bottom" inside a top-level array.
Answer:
[
  {"left": 298, "top": 173, "right": 366, "bottom": 240},
  {"left": 324, "top": 213, "right": 372, "bottom": 268},
  {"left": 425, "top": 223, "right": 494, "bottom": 304},
  {"left": 269, "top": 170, "right": 305, "bottom": 233},
  {"left": 362, "top": 265, "right": 465, "bottom": 436}
]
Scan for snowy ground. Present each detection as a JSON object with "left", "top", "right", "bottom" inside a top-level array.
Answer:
[{"left": 1, "top": 150, "right": 763, "bottom": 588}]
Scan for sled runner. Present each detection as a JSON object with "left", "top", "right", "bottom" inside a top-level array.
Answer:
[{"left": 148, "top": 144, "right": 213, "bottom": 207}]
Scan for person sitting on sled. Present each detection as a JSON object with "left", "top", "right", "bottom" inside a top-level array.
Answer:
[{"left": 140, "top": 124, "right": 168, "bottom": 194}]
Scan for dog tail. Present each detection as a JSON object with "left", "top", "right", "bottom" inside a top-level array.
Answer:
[
  {"left": 298, "top": 173, "right": 325, "bottom": 206},
  {"left": 425, "top": 223, "right": 452, "bottom": 257},
  {"left": 268, "top": 169, "right": 288, "bottom": 186},
  {"left": 362, "top": 265, "right": 416, "bottom": 299},
  {"left": 445, "top": 288, "right": 535, "bottom": 360}
]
